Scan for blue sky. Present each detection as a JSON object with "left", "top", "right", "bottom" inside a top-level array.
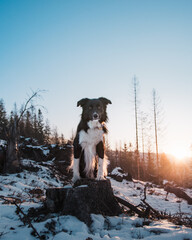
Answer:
[{"left": 1, "top": 0, "right": 192, "bottom": 158}]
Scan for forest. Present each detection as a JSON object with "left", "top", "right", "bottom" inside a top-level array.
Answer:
[{"left": 0, "top": 89, "right": 191, "bottom": 188}]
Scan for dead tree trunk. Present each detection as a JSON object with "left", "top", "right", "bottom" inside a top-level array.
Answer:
[
  {"left": 4, "top": 119, "right": 20, "bottom": 173},
  {"left": 153, "top": 89, "right": 159, "bottom": 168},
  {"left": 133, "top": 76, "right": 140, "bottom": 179}
]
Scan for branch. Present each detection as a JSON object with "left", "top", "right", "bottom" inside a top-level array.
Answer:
[
  {"left": 141, "top": 184, "right": 161, "bottom": 218},
  {"left": 115, "top": 196, "right": 146, "bottom": 217},
  {"left": 17, "top": 89, "right": 46, "bottom": 125}
]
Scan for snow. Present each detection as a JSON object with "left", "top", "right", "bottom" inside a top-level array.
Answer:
[
  {"left": 0, "top": 139, "right": 6, "bottom": 147},
  {"left": 26, "top": 145, "right": 50, "bottom": 156},
  {"left": 110, "top": 178, "right": 192, "bottom": 217},
  {"left": 111, "top": 167, "right": 125, "bottom": 176},
  {"left": 0, "top": 159, "right": 192, "bottom": 239}
]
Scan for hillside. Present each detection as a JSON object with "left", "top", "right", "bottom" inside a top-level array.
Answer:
[{"left": 0, "top": 155, "right": 192, "bottom": 239}]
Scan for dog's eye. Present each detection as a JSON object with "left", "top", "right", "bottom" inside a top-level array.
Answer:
[
  {"left": 97, "top": 106, "right": 101, "bottom": 109},
  {"left": 89, "top": 106, "right": 93, "bottom": 110}
]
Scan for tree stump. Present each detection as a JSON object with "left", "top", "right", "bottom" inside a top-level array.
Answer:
[{"left": 46, "top": 179, "right": 122, "bottom": 225}]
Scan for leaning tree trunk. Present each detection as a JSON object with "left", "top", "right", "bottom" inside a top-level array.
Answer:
[{"left": 4, "top": 120, "right": 20, "bottom": 173}]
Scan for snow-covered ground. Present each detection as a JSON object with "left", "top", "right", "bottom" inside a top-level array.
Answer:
[
  {"left": 111, "top": 178, "right": 192, "bottom": 217},
  {"left": 0, "top": 161, "right": 192, "bottom": 240}
]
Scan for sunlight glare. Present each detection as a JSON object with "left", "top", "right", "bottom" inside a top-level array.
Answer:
[{"left": 169, "top": 145, "right": 191, "bottom": 161}]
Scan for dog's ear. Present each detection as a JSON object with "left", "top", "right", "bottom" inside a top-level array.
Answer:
[
  {"left": 77, "top": 98, "right": 89, "bottom": 107},
  {"left": 99, "top": 97, "right": 112, "bottom": 105}
]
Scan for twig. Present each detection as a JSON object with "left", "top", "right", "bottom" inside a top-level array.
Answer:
[{"left": 141, "top": 184, "right": 161, "bottom": 218}]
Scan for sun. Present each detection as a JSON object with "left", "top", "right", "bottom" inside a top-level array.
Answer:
[
  {"left": 174, "top": 149, "right": 188, "bottom": 159},
  {"left": 169, "top": 146, "right": 191, "bottom": 161}
]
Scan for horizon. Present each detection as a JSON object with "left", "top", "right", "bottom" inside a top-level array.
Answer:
[{"left": 1, "top": 0, "right": 192, "bottom": 160}]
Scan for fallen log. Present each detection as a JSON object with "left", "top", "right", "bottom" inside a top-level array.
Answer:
[
  {"left": 115, "top": 196, "right": 146, "bottom": 217},
  {"left": 164, "top": 185, "right": 192, "bottom": 205}
]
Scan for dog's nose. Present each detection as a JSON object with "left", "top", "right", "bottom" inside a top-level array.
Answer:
[{"left": 93, "top": 113, "right": 99, "bottom": 120}]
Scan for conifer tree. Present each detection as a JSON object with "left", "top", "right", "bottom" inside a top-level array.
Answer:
[
  {"left": 127, "top": 142, "right": 134, "bottom": 175},
  {"left": 60, "top": 133, "right": 65, "bottom": 146},
  {"left": 37, "top": 109, "right": 44, "bottom": 144},
  {"left": 33, "top": 113, "right": 38, "bottom": 140},
  {"left": 52, "top": 127, "right": 60, "bottom": 145},
  {"left": 0, "top": 99, "right": 8, "bottom": 139},
  {"left": 44, "top": 119, "right": 51, "bottom": 144},
  {"left": 159, "top": 153, "right": 172, "bottom": 181},
  {"left": 25, "top": 110, "right": 33, "bottom": 137},
  {"left": 147, "top": 150, "right": 155, "bottom": 177}
]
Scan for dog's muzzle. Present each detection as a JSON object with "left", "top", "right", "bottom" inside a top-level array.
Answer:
[{"left": 93, "top": 112, "right": 99, "bottom": 120}]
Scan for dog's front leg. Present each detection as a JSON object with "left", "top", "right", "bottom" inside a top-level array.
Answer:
[
  {"left": 96, "top": 141, "right": 105, "bottom": 180},
  {"left": 72, "top": 135, "right": 81, "bottom": 182},
  {"left": 72, "top": 158, "right": 80, "bottom": 182}
]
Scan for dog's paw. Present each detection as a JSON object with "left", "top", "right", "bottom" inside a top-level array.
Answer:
[
  {"left": 72, "top": 175, "right": 80, "bottom": 183},
  {"left": 96, "top": 175, "right": 105, "bottom": 181}
]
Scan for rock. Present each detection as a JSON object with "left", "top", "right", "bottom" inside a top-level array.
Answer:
[
  {"left": 19, "top": 140, "right": 72, "bottom": 175},
  {"left": 46, "top": 179, "right": 122, "bottom": 225},
  {"left": 20, "top": 145, "right": 46, "bottom": 162},
  {"left": 109, "top": 167, "right": 133, "bottom": 182}
]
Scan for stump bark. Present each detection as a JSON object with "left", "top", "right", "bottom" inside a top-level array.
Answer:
[{"left": 46, "top": 179, "right": 122, "bottom": 225}]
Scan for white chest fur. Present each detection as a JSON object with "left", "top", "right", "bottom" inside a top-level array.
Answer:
[
  {"left": 79, "top": 120, "right": 104, "bottom": 148},
  {"left": 78, "top": 120, "right": 104, "bottom": 177},
  {"left": 79, "top": 128, "right": 104, "bottom": 148}
]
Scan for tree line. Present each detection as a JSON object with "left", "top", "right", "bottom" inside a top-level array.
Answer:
[
  {"left": 106, "top": 143, "right": 191, "bottom": 188},
  {"left": 0, "top": 91, "right": 68, "bottom": 173},
  {"left": 0, "top": 98, "right": 66, "bottom": 146}
]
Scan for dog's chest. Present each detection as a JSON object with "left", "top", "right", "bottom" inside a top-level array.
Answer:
[{"left": 79, "top": 128, "right": 103, "bottom": 148}]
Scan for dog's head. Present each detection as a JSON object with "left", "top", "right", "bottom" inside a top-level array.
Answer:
[{"left": 77, "top": 97, "right": 112, "bottom": 123}]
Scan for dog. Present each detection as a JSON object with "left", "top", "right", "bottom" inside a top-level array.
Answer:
[{"left": 72, "top": 97, "right": 112, "bottom": 182}]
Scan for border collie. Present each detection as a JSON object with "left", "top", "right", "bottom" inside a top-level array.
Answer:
[{"left": 72, "top": 97, "right": 112, "bottom": 182}]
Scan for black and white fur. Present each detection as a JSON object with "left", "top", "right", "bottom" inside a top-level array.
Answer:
[{"left": 72, "top": 97, "right": 112, "bottom": 182}]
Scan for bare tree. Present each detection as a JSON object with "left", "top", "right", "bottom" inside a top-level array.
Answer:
[
  {"left": 140, "top": 111, "right": 149, "bottom": 179},
  {"left": 133, "top": 76, "right": 139, "bottom": 152},
  {"left": 133, "top": 76, "right": 140, "bottom": 179},
  {"left": 4, "top": 90, "right": 44, "bottom": 173},
  {"left": 153, "top": 89, "right": 159, "bottom": 167},
  {"left": 140, "top": 111, "right": 148, "bottom": 162}
]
